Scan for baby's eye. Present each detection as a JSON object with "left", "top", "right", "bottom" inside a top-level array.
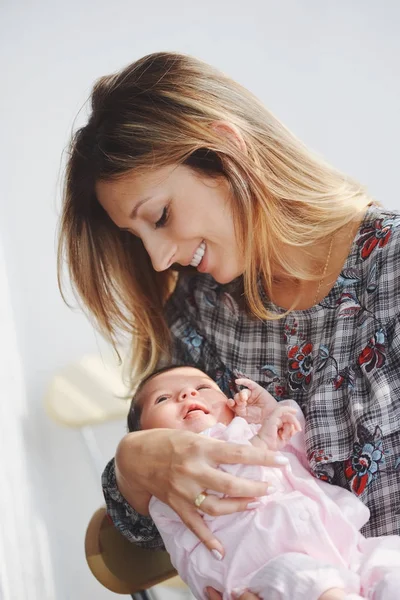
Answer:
[
  {"left": 197, "top": 385, "right": 210, "bottom": 391},
  {"left": 155, "top": 395, "right": 168, "bottom": 404}
]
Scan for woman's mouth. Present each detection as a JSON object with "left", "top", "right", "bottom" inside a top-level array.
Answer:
[{"left": 190, "top": 241, "right": 206, "bottom": 268}]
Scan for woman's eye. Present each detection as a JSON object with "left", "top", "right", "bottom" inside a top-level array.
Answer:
[
  {"left": 155, "top": 206, "right": 169, "bottom": 229},
  {"left": 155, "top": 395, "right": 168, "bottom": 404}
]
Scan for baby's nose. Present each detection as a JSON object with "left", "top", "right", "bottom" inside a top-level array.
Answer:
[{"left": 178, "top": 388, "right": 198, "bottom": 401}]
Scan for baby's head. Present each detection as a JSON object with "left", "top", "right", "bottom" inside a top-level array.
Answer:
[{"left": 127, "top": 365, "right": 234, "bottom": 434}]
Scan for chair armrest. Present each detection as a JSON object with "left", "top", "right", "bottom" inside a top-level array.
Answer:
[{"left": 85, "top": 507, "right": 177, "bottom": 594}]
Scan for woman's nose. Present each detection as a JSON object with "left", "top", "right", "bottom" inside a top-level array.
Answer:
[
  {"left": 178, "top": 387, "right": 198, "bottom": 402},
  {"left": 144, "top": 237, "right": 176, "bottom": 272}
]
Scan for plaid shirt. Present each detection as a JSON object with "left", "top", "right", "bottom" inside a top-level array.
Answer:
[{"left": 102, "top": 205, "right": 400, "bottom": 548}]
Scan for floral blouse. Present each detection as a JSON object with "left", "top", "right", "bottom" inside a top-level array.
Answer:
[{"left": 102, "top": 205, "right": 400, "bottom": 548}]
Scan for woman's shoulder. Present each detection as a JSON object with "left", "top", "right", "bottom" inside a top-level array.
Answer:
[
  {"left": 355, "top": 205, "right": 400, "bottom": 278},
  {"left": 351, "top": 204, "right": 400, "bottom": 321},
  {"left": 356, "top": 205, "right": 400, "bottom": 252}
]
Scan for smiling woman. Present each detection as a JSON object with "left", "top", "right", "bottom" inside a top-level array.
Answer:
[{"left": 58, "top": 51, "right": 400, "bottom": 600}]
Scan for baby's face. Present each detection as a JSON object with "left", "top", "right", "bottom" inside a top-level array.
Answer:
[{"left": 138, "top": 367, "right": 234, "bottom": 433}]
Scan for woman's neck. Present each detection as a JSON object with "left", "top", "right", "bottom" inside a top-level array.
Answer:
[{"left": 269, "top": 213, "right": 365, "bottom": 310}]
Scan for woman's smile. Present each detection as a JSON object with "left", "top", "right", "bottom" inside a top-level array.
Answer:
[{"left": 190, "top": 240, "right": 206, "bottom": 268}]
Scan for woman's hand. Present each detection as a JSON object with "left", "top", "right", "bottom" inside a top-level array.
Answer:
[{"left": 115, "top": 428, "right": 288, "bottom": 557}]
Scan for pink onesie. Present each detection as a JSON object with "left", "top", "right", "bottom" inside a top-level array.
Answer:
[{"left": 149, "top": 402, "right": 400, "bottom": 599}]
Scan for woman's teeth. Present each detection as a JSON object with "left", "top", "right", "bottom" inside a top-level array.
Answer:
[{"left": 190, "top": 241, "right": 206, "bottom": 267}]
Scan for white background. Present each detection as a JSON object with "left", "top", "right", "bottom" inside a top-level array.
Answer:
[{"left": 0, "top": 1, "right": 399, "bottom": 598}]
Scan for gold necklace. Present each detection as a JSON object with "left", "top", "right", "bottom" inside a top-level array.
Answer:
[{"left": 313, "top": 235, "right": 334, "bottom": 305}]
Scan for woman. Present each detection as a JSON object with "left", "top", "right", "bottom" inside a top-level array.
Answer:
[{"left": 58, "top": 52, "right": 400, "bottom": 599}]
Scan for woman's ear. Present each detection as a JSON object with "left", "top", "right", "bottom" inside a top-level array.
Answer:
[{"left": 210, "top": 121, "right": 247, "bottom": 154}]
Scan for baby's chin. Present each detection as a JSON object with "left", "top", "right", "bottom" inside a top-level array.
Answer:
[
  {"left": 183, "top": 411, "right": 234, "bottom": 433},
  {"left": 183, "top": 415, "right": 218, "bottom": 434}
]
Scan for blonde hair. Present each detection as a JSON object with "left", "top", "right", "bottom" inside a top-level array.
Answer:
[{"left": 58, "top": 51, "right": 371, "bottom": 386}]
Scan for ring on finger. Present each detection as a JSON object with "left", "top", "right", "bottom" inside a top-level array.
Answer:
[{"left": 194, "top": 491, "right": 208, "bottom": 508}]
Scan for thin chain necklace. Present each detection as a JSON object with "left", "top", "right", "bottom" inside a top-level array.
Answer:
[{"left": 313, "top": 235, "right": 335, "bottom": 305}]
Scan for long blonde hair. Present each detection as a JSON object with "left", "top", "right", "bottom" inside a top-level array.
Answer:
[{"left": 58, "top": 51, "right": 371, "bottom": 385}]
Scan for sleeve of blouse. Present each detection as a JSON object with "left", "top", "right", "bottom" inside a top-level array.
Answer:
[
  {"left": 101, "top": 457, "right": 165, "bottom": 549},
  {"left": 101, "top": 274, "right": 220, "bottom": 546}
]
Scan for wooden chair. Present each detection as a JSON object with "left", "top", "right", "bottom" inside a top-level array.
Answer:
[{"left": 85, "top": 507, "right": 181, "bottom": 598}]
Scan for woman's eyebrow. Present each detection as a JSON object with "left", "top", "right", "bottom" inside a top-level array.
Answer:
[{"left": 129, "top": 196, "right": 152, "bottom": 219}]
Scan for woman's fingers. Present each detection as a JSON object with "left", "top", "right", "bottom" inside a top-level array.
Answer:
[
  {"left": 172, "top": 494, "right": 265, "bottom": 556},
  {"left": 178, "top": 507, "right": 225, "bottom": 557},
  {"left": 197, "top": 466, "right": 271, "bottom": 500},
  {"left": 199, "top": 494, "right": 262, "bottom": 516},
  {"left": 209, "top": 439, "right": 288, "bottom": 468}
]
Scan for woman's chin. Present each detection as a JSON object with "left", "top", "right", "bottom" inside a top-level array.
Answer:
[{"left": 212, "top": 269, "right": 244, "bottom": 285}]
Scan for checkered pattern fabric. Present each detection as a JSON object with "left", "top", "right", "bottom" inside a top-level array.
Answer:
[{"left": 102, "top": 205, "right": 400, "bottom": 547}]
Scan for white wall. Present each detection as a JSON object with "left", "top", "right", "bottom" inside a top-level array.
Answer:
[{"left": 1, "top": 1, "right": 399, "bottom": 598}]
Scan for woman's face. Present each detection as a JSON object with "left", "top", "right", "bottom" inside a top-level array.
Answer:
[{"left": 96, "top": 164, "right": 245, "bottom": 284}]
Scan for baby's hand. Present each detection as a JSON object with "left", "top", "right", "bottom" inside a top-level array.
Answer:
[
  {"left": 258, "top": 405, "right": 302, "bottom": 450},
  {"left": 228, "top": 387, "right": 251, "bottom": 418},
  {"left": 227, "top": 378, "right": 278, "bottom": 424}
]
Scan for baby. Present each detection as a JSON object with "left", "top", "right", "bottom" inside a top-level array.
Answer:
[{"left": 126, "top": 365, "right": 400, "bottom": 600}]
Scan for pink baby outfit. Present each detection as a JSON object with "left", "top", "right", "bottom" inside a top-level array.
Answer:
[{"left": 149, "top": 402, "right": 400, "bottom": 600}]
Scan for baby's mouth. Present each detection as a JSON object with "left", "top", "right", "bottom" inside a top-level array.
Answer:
[{"left": 183, "top": 403, "right": 209, "bottom": 419}]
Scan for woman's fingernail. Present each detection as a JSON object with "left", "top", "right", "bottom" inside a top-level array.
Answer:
[
  {"left": 246, "top": 501, "right": 261, "bottom": 509},
  {"left": 267, "top": 485, "right": 277, "bottom": 495},
  {"left": 274, "top": 454, "right": 289, "bottom": 465},
  {"left": 211, "top": 549, "right": 223, "bottom": 561}
]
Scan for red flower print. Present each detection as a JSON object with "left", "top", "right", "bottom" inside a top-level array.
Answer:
[
  {"left": 345, "top": 437, "right": 385, "bottom": 496},
  {"left": 309, "top": 449, "right": 334, "bottom": 483},
  {"left": 288, "top": 342, "right": 313, "bottom": 391},
  {"left": 358, "top": 329, "right": 386, "bottom": 373},
  {"left": 274, "top": 385, "right": 287, "bottom": 398},
  {"left": 357, "top": 216, "right": 400, "bottom": 260},
  {"left": 310, "top": 449, "right": 332, "bottom": 464}
]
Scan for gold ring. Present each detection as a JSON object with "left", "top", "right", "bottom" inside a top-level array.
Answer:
[{"left": 194, "top": 492, "right": 207, "bottom": 508}]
